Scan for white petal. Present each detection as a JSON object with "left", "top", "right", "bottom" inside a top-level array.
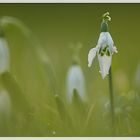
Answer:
[
  {"left": 88, "top": 47, "right": 98, "bottom": 67},
  {"left": 98, "top": 55, "right": 112, "bottom": 79},
  {"left": 106, "top": 32, "right": 118, "bottom": 54},
  {"left": 0, "top": 38, "right": 10, "bottom": 74},
  {"left": 97, "top": 32, "right": 107, "bottom": 47},
  {"left": 66, "top": 65, "right": 86, "bottom": 102},
  {"left": 106, "top": 32, "right": 114, "bottom": 45}
]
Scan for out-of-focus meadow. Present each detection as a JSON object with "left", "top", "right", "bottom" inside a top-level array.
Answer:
[{"left": 0, "top": 3, "right": 140, "bottom": 136}]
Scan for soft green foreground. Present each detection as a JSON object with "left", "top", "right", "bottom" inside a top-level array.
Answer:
[{"left": 0, "top": 4, "right": 140, "bottom": 136}]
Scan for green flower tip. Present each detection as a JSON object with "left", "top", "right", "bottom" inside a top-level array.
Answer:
[
  {"left": 101, "top": 12, "right": 111, "bottom": 32},
  {"left": 99, "top": 45, "right": 111, "bottom": 56},
  {"left": 102, "top": 12, "right": 111, "bottom": 22}
]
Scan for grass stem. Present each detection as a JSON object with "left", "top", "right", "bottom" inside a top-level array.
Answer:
[{"left": 108, "top": 67, "right": 115, "bottom": 135}]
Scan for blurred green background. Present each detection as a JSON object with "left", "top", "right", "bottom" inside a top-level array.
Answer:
[{"left": 0, "top": 3, "right": 140, "bottom": 137}]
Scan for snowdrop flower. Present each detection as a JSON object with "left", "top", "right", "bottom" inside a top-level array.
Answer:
[
  {"left": 0, "top": 29, "right": 10, "bottom": 74},
  {"left": 66, "top": 64, "right": 86, "bottom": 102},
  {"left": 66, "top": 43, "right": 86, "bottom": 102},
  {"left": 88, "top": 12, "right": 118, "bottom": 79},
  {"left": 0, "top": 90, "right": 11, "bottom": 121}
]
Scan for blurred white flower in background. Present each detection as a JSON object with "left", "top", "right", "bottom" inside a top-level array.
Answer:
[
  {"left": 66, "top": 43, "right": 86, "bottom": 103},
  {"left": 66, "top": 64, "right": 86, "bottom": 102},
  {"left": 0, "top": 30, "right": 10, "bottom": 74},
  {"left": 0, "top": 29, "right": 11, "bottom": 125}
]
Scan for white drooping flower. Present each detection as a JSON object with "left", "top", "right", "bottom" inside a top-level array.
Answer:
[
  {"left": 66, "top": 64, "right": 86, "bottom": 102},
  {"left": 0, "top": 37, "right": 10, "bottom": 74},
  {"left": 88, "top": 13, "right": 118, "bottom": 79},
  {"left": 0, "top": 90, "right": 11, "bottom": 121}
]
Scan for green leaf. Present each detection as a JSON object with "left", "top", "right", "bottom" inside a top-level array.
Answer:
[
  {"left": 1, "top": 71, "right": 30, "bottom": 113},
  {"left": 54, "top": 94, "right": 74, "bottom": 133},
  {"left": 54, "top": 94, "right": 67, "bottom": 119}
]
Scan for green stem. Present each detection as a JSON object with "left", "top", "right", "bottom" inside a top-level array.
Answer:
[{"left": 108, "top": 67, "right": 115, "bottom": 135}]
